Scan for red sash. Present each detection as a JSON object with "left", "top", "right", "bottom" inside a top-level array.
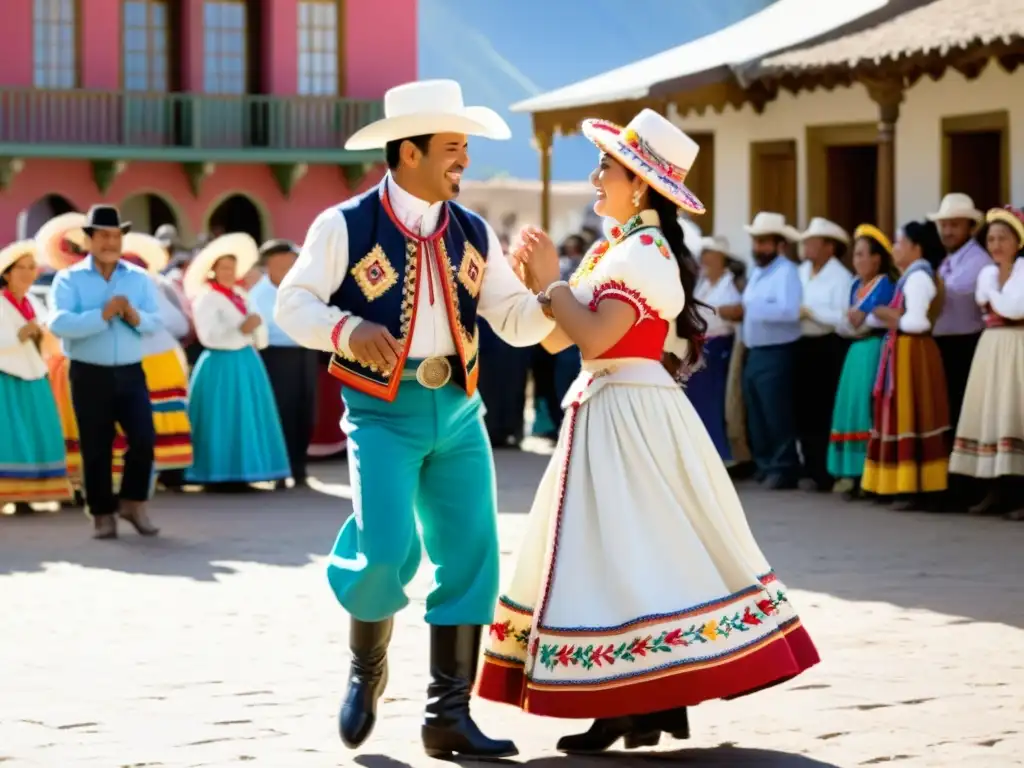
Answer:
[
  {"left": 2, "top": 288, "right": 35, "bottom": 322},
  {"left": 208, "top": 281, "right": 248, "bottom": 315}
]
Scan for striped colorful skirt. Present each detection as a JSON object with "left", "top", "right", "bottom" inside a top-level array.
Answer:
[
  {"left": 949, "top": 327, "right": 1024, "bottom": 478},
  {"left": 185, "top": 347, "right": 290, "bottom": 484},
  {"left": 827, "top": 335, "right": 884, "bottom": 478},
  {"left": 0, "top": 371, "right": 72, "bottom": 503},
  {"left": 128, "top": 347, "right": 193, "bottom": 472},
  {"left": 861, "top": 334, "right": 950, "bottom": 496}
]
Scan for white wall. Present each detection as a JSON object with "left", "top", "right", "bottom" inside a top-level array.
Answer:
[{"left": 670, "top": 64, "right": 1024, "bottom": 257}]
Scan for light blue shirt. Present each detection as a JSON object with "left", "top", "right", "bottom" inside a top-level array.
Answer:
[
  {"left": 741, "top": 256, "right": 803, "bottom": 348},
  {"left": 49, "top": 256, "right": 162, "bottom": 366},
  {"left": 249, "top": 275, "right": 297, "bottom": 347}
]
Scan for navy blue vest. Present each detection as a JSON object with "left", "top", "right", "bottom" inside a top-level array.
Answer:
[{"left": 327, "top": 183, "right": 489, "bottom": 401}]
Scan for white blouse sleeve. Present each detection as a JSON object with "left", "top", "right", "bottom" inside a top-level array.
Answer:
[
  {"left": 0, "top": 304, "right": 22, "bottom": 356},
  {"left": 988, "top": 261, "right": 1024, "bottom": 320},
  {"left": 593, "top": 230, "right": 685, "bottom": 323},
  {"left": 975, "top": 264, "right": 999, "bottom": 307},
  {"left": 192, "top": 290, "right": 252, "bottom": 351},
  {"left": 898, "top": 271, "right": 937, "bottom": 334}
]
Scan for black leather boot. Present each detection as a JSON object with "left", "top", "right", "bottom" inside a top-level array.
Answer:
[
  {"left": 338, "top": 617, "right": 393, "bottom": 749},
  {"left": 633, "top": 706, "right": 691, "bottom": 740},
  {"left": 556, "top": 717, "right": 659, "bottom": 754},
  {"left": 421, "top": 625, "right": 518, "bottom": 760}
]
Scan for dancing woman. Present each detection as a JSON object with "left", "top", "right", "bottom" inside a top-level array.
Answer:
[{"left": 475, "top": 109, "right": 820, "bottom": 754}]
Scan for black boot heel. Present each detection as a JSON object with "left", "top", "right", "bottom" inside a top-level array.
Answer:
[
  {"left": 421, "top": 625, "right": 518, "bottom": 760},
  {"left": 623, "top": 729, "right": 660, "bottom": 749},
  {"left": 338, "top": 617, "right": 393, "bottom": 749},
  {"left": 556, "top": 717, "right": 635, "bottom": 754}
]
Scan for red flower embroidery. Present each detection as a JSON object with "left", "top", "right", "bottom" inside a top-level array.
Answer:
[
  {"left": 639, "top": 233, "right": 654, "bottom": 245},
  {"left": 590, "top": 645, "right": 616, "bottom": 666},
  {"left": 489, "top": 620, "right": 510, "bottom": 642},
  {"left": 530, "top": 638, "right": 540, "bottom": 657},
  {"left": 756, "top": 598, "right": 777, "bottom": 616},
  {"left": 663, "top": 628, "right": 687, "bottom": 646},
  {"left": 741, "top": 607, "right": 762, "bottom": 626},
  {"left": 609, "top": 226, "right": 623, "bottom": 239}
]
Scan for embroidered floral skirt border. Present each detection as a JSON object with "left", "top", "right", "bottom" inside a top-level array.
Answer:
[
  {"left": 948, "top": 328, "right": 1024, "bottom": 478},
  {"left": 475, "top": 377, "right": 819, "bottom": 719}
]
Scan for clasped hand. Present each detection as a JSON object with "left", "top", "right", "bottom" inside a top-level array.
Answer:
[
  {"left": 16, "top": 320, "right": 42, "bottom": 342},
  {"left": 509, "top": 226, "right": 562, "bottom": 293},
  {"left": 240, "top": 314, "right": 263, "bottom": 335},
  {"left": 102, "top": 295, "right": 140, "bottom": 326}
]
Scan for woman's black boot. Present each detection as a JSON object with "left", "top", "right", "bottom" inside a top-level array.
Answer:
[
  {"left": 633, "top": 706, "right": 691, "bottom": 740},
  {"left": 557, "top": 717, "right": 658, "bottom": 754},
  {"left": 421, "top": 625, "right": 518, "bottom": 760}
]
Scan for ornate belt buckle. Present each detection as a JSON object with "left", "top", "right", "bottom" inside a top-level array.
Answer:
[{"left": 416, "top": 356, "right": 452, "bottom": 390}]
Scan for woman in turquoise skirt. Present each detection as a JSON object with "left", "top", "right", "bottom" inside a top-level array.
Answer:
[
  {"left": 827, "top": 224, "right": 897, "bottom": 499},
  {"left": 182, "top": 234, "right": 290, "bottom": 490},
  {"left": 0, "top": 240, "right": 72, "bottom": 513}
]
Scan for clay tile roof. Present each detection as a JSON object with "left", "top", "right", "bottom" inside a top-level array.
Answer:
[{"left": 758, "top": 0, "right": 1024, "bottom": 73}]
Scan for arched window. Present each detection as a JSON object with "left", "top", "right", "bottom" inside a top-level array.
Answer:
[
  {"left": 33, "top": 0, "right": 78, "bottom": 89},
  {"left": 203, "top": 0, "right": 248, "bottom": 94},
  {"left": 123, "top": 0, "right": 171, "bottom": 91},
  {"left": 297, "top": 1, "right": 340, "bottom": 96}
]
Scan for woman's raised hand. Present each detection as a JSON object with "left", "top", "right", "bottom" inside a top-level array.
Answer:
[{"left": 520, "top": 226, "right": 561, "bottom": 288}]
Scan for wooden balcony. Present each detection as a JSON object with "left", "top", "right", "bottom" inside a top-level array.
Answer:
[{"left": 0, "top": 89, "right": 384, "bottom": 165}]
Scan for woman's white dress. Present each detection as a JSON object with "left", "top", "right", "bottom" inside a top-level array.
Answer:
[{"left": 475, "top": 211, "right": 819, "bottom": 719}]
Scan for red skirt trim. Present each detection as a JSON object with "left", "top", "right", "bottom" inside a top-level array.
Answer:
[{"left": 476, "top": 620, "right": 819, "bottom": 719}]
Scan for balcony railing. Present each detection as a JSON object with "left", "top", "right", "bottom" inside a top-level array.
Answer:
[{"left": 0, "top": 89, "right": 384, "bottom": 161}]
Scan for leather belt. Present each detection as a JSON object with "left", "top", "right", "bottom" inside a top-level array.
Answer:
[{"left": 401, "top": 356, "right": 455, "bottom": 389}]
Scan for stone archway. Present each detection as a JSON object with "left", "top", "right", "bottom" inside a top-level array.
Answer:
[
  {"left": 120, "top": 192, "right": 183, "bottom": 237},
  {"left": 21, "top": 194, "right": 78, "bottom": 238},
  {"left": 206, "top": 194, "right": 265, "bottom": 243}
]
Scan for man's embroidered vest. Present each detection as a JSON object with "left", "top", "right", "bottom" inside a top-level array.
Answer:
[{"left": 327, "top": 183, "right": 488, "bottom": 402}]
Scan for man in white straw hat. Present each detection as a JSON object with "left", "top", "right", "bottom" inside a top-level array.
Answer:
[
  {"left": 795, "top": 217, "right": 853, "bottom": 492},
  {"left": 275, "top": 79, "right": 549, "bottom": 759},
  {"left": 717, "top": 211, "right": 803, "bottom": 489},
  {"left": 48, "top": 205, "right": 163, "bottom": 540},
  {"left": 927, "top": 192, "right": 991, "bottom": 441}
]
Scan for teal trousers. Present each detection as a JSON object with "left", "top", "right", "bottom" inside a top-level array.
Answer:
[{"left": 327, "top": 365, "right": 500, "bottom": 626}]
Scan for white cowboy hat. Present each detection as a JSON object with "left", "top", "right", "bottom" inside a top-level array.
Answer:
[
  {"left": 0, "top": 240, "right": 37, "bottom": 277},
  {"left": 927, "top": 192, "right": 983, "bottom": 223},
  {"left": 800, "top": 217, "right": 850, "bottom": 246},
  {"left": 183, "top": 232, "right": 259, "bottom": 299},
  {"left": 745, "top": 212, "right": 799, "bottom": 241},
  {"left": 581, "top": 109, "right": 705, "bottom": 215},
  {"left": 122, "top": 232, "right": 169, "bottom": 274},
  {"left": 699, "top": 235, "right": 731, "bottom": 255},
  {"left": 344, "top": 79, "right": 511, "bottom": 151},
  {"left": 34, "top": 212, "right": 88, "bottom": 270}
]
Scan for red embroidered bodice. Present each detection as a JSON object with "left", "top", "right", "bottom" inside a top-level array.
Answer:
[
  {"left": 588, "top": 280, "right": 669, "bottom": 359},
  {"left": 569, "top": 209, "right": 681, "bottom": 361}
]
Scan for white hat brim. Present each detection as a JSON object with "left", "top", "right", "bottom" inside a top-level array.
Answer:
[
  {"left": 927, "top": 208, "right": 983, "bottom": 223},
  {"left": 344, "top": 107, "right": 511, "bottom": 151},
  {"left": 122, "top": 233, "right": 170, "bottom": 274},
  {"left": 34, "top": 212, "right": 89, "bottom": 270},
  {"left": 183, "top": 232, "right": 260, "bottom": 299},
  {"left": 581, "top": 118, "right": 705, "bottom": 216},
  {"left": 0, "top": 240, "right": 37, "bottom": 276},
  {"left": 800, "top": 228, "right": 850, "bottom": 245},
  {"left": 744, "top": 224, "right": 800, "bottom": 242}
]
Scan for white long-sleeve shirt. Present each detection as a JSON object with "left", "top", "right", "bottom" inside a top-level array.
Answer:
[
  {"left": 275, "top": 175, "right": 555, "bottom": 358},
  {"left": 141, "top": 277, "right": 190, "bottom": 357},
  {"left": 192, "top": 288, "right": 268, "bottom": 351},
  {"left": 976, "top": 261, "right": 1024, "bottom": 320},
  {"left": 0, "top": 294, "right": 48, "bottom": 380},
  {"left": 799, "top": 257, "right": 854, "bottom": 337},
  {"left": 898, "top": 268, "right": 937, "bottom": 334}
]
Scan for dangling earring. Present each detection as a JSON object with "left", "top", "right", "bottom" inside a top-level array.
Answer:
[{"left": 632, "top": 189, "right": 642, "bottom": 209}]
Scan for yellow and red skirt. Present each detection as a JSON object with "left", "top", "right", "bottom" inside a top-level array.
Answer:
[
  {"left": 113, "top": 347, "right": 193, "bottom": 474},
  {"left": 862, "top": 333, "right": 950, "bottom": 495}
]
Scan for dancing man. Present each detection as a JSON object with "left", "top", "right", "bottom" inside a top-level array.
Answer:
[{"left": 275, "top": 79, "right": 555, "bottom": 759}]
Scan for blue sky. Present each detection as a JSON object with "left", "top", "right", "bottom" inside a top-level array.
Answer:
[{"left": 418, "top": 0, "right": 775, "bottom": 181}]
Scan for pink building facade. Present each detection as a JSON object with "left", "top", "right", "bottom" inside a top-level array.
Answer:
[{"left": 0, "top": 0, "right": 417, "bottom": 246}]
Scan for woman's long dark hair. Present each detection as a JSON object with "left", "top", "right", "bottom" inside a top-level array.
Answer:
[
  {"left": 647, "top": 189, "right": 708, "bottom": 366},
  {"left": 901, "top": 220, "right": 945, "bottom": 270}
]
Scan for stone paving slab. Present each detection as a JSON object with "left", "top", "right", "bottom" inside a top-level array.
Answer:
[{"left": 1, "top": 449, "right": 1022, "bottom": 767}]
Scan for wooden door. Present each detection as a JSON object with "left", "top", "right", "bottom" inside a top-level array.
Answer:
[
  {"left": 825, "top": 143, "right": 878, "bottom": 240},
  {"left": 685, "top": 133, "right": 715, "bottom": 233},
  {"left": 750, "top": 140, "right": 797, "bottom": 258},
  {"left": 943, "top": 111, "right": 1008, "bottom": 213}
]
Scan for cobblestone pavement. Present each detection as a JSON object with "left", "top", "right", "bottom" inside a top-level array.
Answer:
[{"left": 2, "top": 447, "right": 1023, "bottom": 767}]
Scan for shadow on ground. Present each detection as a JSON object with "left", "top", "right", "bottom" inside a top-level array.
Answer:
[
  {"left": 355, "top": 746, "right": 844, "bottom": 767},
  {"left": 2, "top": 450, "right": 1023, "bottom": 629}
]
